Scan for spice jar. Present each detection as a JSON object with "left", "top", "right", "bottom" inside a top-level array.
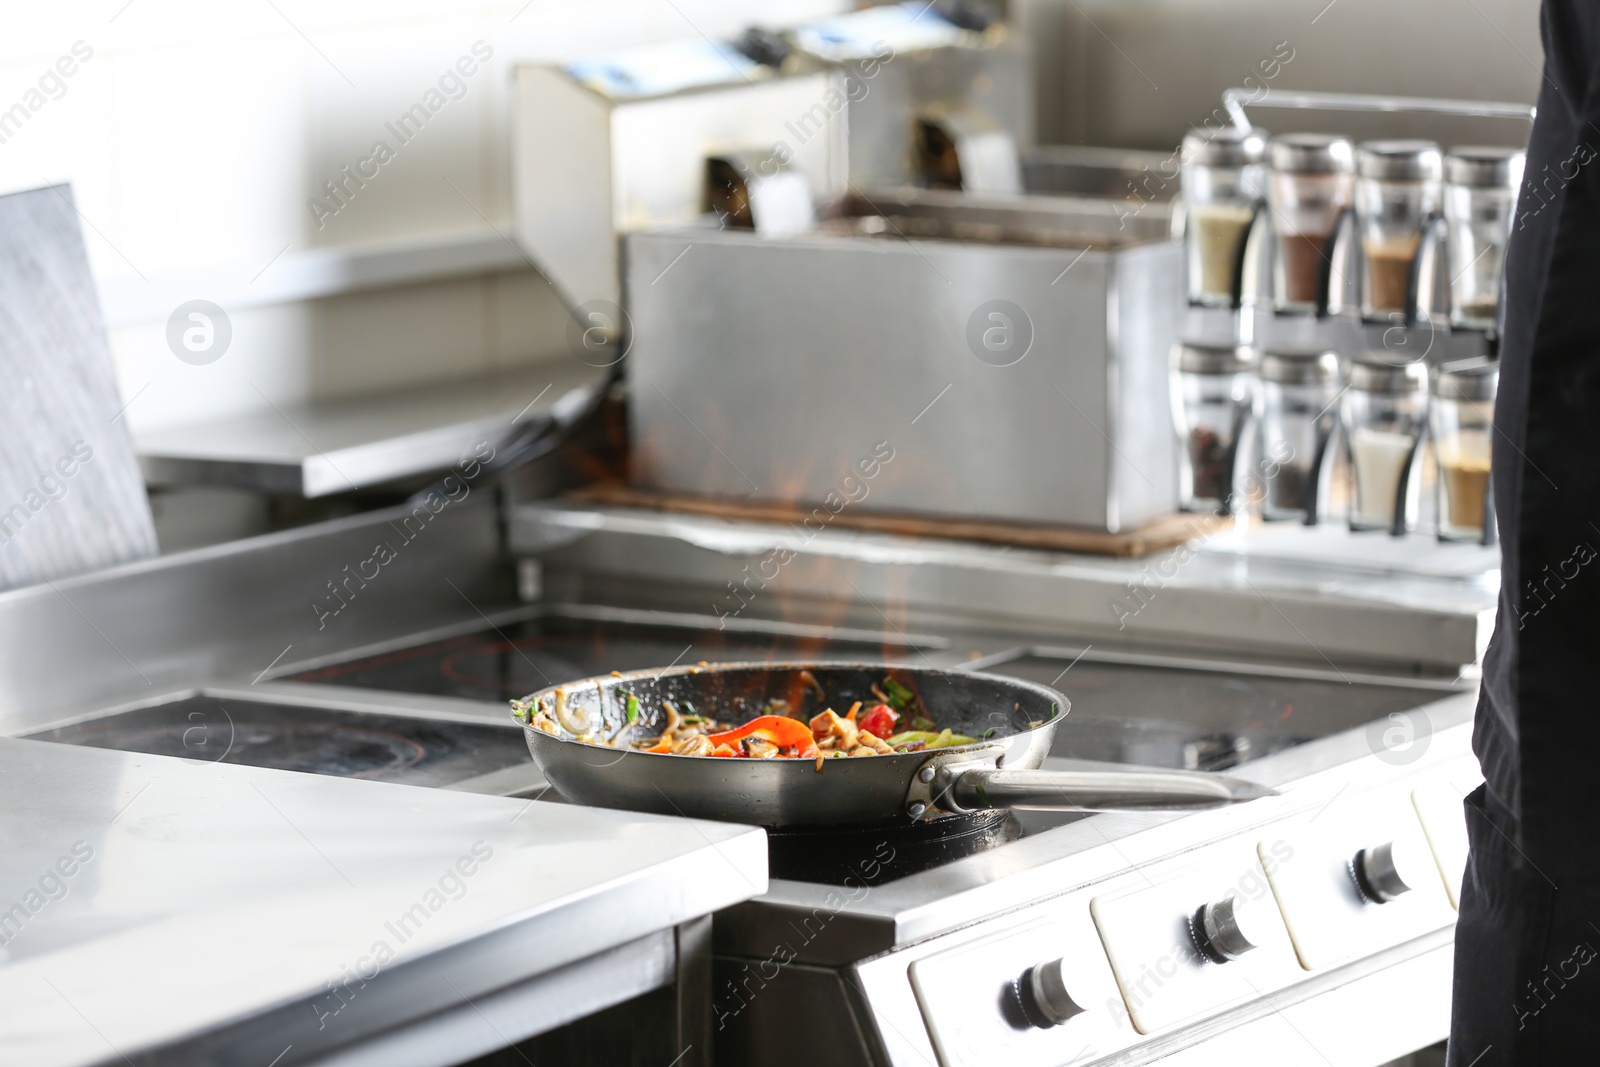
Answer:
[
  {"left": 1181, "top": 127, "right": 1267, "bottom": 307},
  {"left": 1255, "top": 347, "right": 1340, "bottom": 522},
  {"left": 1172, "top": 341, "right": 1253, "bottom": 513},
  {"left": 1354, "top": 141, "right": 1443, "bottom": 322},
  {"left": 1444, "top": 147, "right": 1525, "bottom": 331},
  {"left": 1267, "top": 134, "right": 1355, "bottom": 314},
  {"left": 1431, "top": 359, "right": 1498, "bottom": 542},
  {"left": 1341, "top": 355, "right": 1429, "bottom": 534}
]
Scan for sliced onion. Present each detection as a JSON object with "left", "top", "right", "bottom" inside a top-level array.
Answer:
[{"left": 553, "top": 688, "right": 592, "bottom": 734}]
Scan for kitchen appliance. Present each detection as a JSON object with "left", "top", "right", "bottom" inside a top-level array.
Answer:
[
  {"left": 513, "top": 9, "right": 1188, "bottom": 536},
  {"left": 39, "top": 605, "right": 1470, "bottom": 1067},
  {"left": 511, "top": 3, "right": 1035, "bottom": 317},
  {"left": 515, "top": 663, "right": 1272, "bottom": 826},
  {"left": 785, "top": 1, "right": 1032, "bottom": 193},
  {"left": 511, "top": 39, "right": 847, "bottom": 313},
  {"left": 5, "top": 493, "right": 1489, "bottom": 1065},
  {"left": 624, "top": 189, "right": 1182, "bottom": 532}
]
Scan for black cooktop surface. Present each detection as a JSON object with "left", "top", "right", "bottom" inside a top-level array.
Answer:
[
  {"left": 27, "top": 697, "right": 530, "bottom": 788},
  {"left": 288, "top": 614, "right": 903, "bottom": 704},
  {"left": 987, "top": 653, "right": 1444, "bottom": 771}
]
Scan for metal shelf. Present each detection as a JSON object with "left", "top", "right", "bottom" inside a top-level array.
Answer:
[{"left": 137, "top": 361, "right": 600, "bottom": 497}]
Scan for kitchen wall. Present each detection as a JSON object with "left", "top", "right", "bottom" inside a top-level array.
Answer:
[
  {"left": 1018, "top": 0, "right": 1543, "bottom": 151},
  {"left": 0, "top": 0, "right": 849, "bottom": 436}
]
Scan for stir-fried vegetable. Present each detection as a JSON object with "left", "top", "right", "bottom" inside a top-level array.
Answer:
[
  {"left": 885, "top": 728, "right": 979, "bottom": 750},
  {"left": 858, "top": 703, "right": 899, "bottom": 739},
  {"left": 515, "top": 674, "right": 986, "bottom": 761},
  {"left": 706, "top": 715, "right": 818, "bottom": 757}
]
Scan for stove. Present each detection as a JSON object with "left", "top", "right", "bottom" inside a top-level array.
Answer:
[{"left": 25, "top": 550, "right": 1483, "bottom": 1066}]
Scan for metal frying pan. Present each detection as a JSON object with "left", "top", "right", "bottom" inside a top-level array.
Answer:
[{"left": 513, "top": 662, "right": 1274, "bottom": 827}]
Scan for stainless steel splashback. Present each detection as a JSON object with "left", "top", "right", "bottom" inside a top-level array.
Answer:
[
  {"left": 0, "top": 500, "right": 509, "bottom": 733},
  {"left": 623, "top": 189, "right": 1181, "bottom": 532}
]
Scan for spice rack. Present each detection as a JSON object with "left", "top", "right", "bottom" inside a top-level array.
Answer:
[
  {"left": 1172, "top": 90, "right": 1529, "bottom": 543},
  {"left": 1217, "top": 87, "right": 1533, "bottom": 344}
]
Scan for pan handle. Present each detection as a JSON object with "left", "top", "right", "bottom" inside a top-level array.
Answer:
[{"left": 942, "top": 766, "right": 1276, "bottom": 813}]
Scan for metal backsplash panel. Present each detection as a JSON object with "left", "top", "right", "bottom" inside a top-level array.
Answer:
[
  {"left": 624, "top": 219, "right": 1180, "bottom": 532},
  {"left": 0, "top": 185, "right": 157, "bottom": 591}
]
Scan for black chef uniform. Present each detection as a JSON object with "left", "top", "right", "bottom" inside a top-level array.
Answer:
[{"left": 1447, "top": 1, "right": 1600, "bottom": 1063}]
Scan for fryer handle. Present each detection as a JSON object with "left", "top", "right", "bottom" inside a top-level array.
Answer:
[{"left": 943, "top": 766, "right": 1276, "bottom": 813}]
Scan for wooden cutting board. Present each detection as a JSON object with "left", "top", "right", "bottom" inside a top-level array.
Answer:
[
  {"left": 0, "top": 184, "right": 158, "bottom": 590},
  {"left": 566, "top": 483, "right": 1222, "bottom": 558}
]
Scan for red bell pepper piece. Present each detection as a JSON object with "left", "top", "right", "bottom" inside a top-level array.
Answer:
[{"left": 706, "top": 715, "right": 818, "bottom": 757}]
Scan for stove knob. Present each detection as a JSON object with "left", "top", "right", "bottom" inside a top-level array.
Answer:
[
  {"left": 1191, "top": 894, "right": 1259, "bottom": 964},
  {"left": 1012, "top": 958, "right": 1086, "bottom": 1029},
  {"left": 1352, "top": 842, "right": 1413, "bottom": 903}
]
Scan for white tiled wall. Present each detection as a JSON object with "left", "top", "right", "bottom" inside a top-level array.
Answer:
[{"left": 0, "top": 0, "right": 849, "bottom": 433}]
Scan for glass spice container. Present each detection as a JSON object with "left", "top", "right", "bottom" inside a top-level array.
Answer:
[
  {"left": 1444, "top": 147, "right": 1525, "bottom": 331},
  {"left": 1341, "top": 355, "right": 1429, "bottom": 534},
  {"left": 1255, "top": 347, "right": 1340, "bottom": 522},
  {"left": 1431, "top": 358, "right": 1498, "bottom": 542},
  {"left": 1354, "top": 140, "right": 1444, "bottom": 322},
  {"left": 1172, "top": 341, "right": 1253, "bottom": 513},
  {"left": 1181, "top": 127, "right": 1268, "bottom": 307},
  {"left": 1267, "top": 134, "right": 1355, "bottom": 314}
]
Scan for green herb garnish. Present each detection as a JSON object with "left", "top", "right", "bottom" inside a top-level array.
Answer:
[{"left": 622, "top": 690, "right": 641, "bottom": 725}]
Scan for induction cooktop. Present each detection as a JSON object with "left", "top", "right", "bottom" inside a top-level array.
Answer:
[
  {"left": 287, "top": 613, "right": 903, "bottom": 704},
  {"left": 29, "top": 611, "right": 1458, "bottom": 887},
  {"left": 25, "top": 696, "right": 531, "bottom": 788}
]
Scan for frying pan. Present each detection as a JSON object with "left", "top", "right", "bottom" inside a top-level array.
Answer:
[{"left": 513, "top": 662, "right": 1274, "bottom": 828}]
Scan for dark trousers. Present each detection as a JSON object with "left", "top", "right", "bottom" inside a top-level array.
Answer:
[{"left": 1448, "top": 786, "right": 1600, "bottom": 1064}]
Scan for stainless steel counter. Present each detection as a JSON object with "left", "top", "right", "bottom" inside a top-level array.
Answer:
[
  {"left": 0, "top": 738, "right": 765, "bottom": 1067},
  {"left": 136, "top": 363, "right": 600, "bottom": 497}
]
